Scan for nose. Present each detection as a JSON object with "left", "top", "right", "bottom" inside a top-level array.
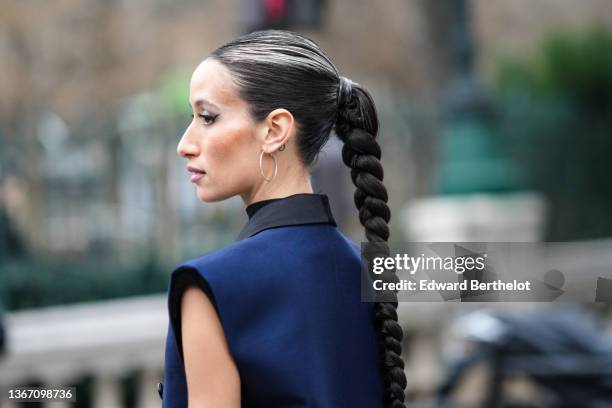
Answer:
[{"left": 177, "top": 124, "right": 199, "bottom": 158}]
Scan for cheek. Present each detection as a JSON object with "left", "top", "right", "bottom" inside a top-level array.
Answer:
[{"left": 204, "top": 124, "right": 257, "bottom": 181}]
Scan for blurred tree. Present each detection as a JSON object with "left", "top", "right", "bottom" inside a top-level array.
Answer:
[
  {"left": 496, "top": 25, "right": 612, "bottom": 111},
  {"left": 159, "top": 69, "right": 192, "bottom": 119},
  {"left": 0, "top": 254, "right": 169, "bottom": 311},
  {"left": 494, "top": 25, "right": 612, "bottom": 241},
  {"left": 0, "top": 205, "right": 27, "bottom": 260}
]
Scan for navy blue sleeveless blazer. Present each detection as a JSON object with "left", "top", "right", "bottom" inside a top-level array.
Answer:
[{"left": 159, "top": 193, "right": 384, "bottom": 407}]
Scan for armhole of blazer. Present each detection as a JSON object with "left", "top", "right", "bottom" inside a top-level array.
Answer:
[{"left": 169, "top": 266, "right": 219, "bottom": 364}]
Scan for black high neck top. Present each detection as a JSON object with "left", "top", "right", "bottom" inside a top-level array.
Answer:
[{"left": 237, "top": 193, "right": 336, "bottom": 241}]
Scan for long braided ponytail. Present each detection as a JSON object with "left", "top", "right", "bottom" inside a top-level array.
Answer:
[
  {"left": 209, "top": 29, "right": 407, "bottom": 407},
  {"left": 335, "top": 77, "right": 407, "bottom": 407}
]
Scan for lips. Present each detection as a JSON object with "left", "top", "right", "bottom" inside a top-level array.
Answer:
[{"left": 187, "top": 165, "right": 206, "bottom": 183}]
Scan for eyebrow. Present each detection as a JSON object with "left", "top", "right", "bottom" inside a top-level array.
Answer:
[{"left": 192, "top": 98, "right": 221, "bottom": 111}]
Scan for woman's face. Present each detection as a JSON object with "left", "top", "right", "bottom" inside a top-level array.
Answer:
[{"left": 177, "top": 58, "right": 262, "bottom": 203}]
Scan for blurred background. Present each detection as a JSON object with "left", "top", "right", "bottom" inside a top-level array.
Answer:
[{"left": 1, "top": 0, "right": 612, "bottom": 407}]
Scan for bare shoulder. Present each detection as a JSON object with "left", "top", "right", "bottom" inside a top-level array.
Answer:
[{"left": 181, "top": 284, "right": 241, "bottom": 407}]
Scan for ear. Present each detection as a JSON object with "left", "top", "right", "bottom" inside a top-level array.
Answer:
[{"left": 260, "top": 108, "right": 294, "bottom": 153}]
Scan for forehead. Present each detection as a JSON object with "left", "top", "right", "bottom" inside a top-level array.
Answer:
[{"left": 189, "top": 58, "right": 242, "bottom": 109}]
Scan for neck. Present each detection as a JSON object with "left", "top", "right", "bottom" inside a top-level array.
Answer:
[{"left": 241, "top": 164, "right": 313, "bottom": 207}]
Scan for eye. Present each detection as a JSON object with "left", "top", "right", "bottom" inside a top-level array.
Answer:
[
  {"left": 191, "top": 110, "right": 219, "bottom": 126},
  {"left": 190, "top": 110, "right": 218, "bottom": 126},
  {"left": 199, "top": 113, "right": 218, "bottom": 125}
]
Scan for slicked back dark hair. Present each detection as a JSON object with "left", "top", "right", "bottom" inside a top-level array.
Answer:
[{"left": 210, "top": 29, "right": 407, "bottom": 407}]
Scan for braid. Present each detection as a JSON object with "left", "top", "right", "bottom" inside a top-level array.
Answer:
[{"left": 335, "top": 77, "right": 407, "bottom": 407}]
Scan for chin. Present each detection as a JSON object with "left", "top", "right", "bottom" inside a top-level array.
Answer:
[
  {"left": 196, "top": 186, "right": 233, "bottom": 203},
  {"left": 196, "top": 189, "right": 218, "bottom": 203}
]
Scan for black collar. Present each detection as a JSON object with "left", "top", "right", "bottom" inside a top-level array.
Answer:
[
  {"left": 236, "top": 193, "right": 337, "bottom": 241},
  {"left": 245, "top": 197, "right": 283, "bottom": 219}
]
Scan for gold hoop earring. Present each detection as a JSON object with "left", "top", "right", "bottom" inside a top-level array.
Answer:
[
  {"left": 259, "top": 150, "right": 278, "bottom": 182},
  {"left": 279, "top": 144, "right": 286, "bottom": 151}
]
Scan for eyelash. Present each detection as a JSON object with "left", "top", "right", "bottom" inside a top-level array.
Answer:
[{"left": 190, "top": 112, "right": 218, "bottom": 126}]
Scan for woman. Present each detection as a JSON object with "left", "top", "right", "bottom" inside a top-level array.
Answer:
[{"left": 159, "top": 30, "right": 407, "bottom": 408}]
